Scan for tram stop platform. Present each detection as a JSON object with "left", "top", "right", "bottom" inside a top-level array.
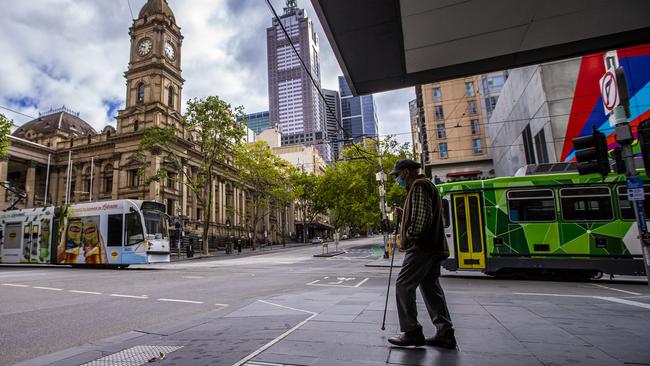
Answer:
[{"left": 15, "top": 273, "right": 650, "bottom": 365}]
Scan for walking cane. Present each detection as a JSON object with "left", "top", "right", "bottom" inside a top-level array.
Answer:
[{"left": 381, "top": 220, "right": 399, "bottom": 331}]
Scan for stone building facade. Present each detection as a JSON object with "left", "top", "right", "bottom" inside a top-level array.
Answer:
[{"left": 0, "top": 0, "right": 292, "bottom": 246}]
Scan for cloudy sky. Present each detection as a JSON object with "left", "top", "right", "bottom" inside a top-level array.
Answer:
[{"left": 0, "top": 0, "right": 414, "bottom": 143}]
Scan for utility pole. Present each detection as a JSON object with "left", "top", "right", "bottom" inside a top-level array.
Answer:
[
  {"left": 605, "top": 65, "right": 650, "bottom": 286},
  {"left": 376, "top": 158, "right": 389, "bottom": 258}
]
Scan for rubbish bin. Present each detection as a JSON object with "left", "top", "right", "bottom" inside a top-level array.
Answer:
[{"left": 187, "top": 238, "right": 194, "bottom": 258}]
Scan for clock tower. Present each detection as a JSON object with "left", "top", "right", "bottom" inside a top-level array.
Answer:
[{"left": 117, "top": 0, "right": 184, "bottom": 134}]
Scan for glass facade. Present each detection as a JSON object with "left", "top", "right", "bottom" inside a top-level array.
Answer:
[
  {"left": 239, "top": 111, "right": 271, "bottom": 135},
  {"left": 339, "top": 76, "right": 377, "bottom": 139}
]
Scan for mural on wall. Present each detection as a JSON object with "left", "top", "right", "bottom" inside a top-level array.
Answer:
[{"left": 561, "top": 44, "right": 650, "bottom": 162}]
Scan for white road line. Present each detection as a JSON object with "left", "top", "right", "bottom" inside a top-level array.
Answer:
[
  {"left": 214, "top": 303, "right": 229, "bottom": 308},
  {"left": 515, "top": 292, "right": 650, "bottom": 310},
  {"left": 354, "top": 278, "right": 370, "bottom": 287},
  {"left": 595, "top": 296, "right": 650, "bottom": 310},
  {"left": 513, "top": 292, "right": 592, "bottom": 298},
  {"left": 69, "top": 290, "right": 102, "bottom": 295},
  {"left": 232, "top": 300, "right": 318, "bottom": 366},
  {"left": 157, "top": 298, "right": 204, "bottom": 304},
  {"left": 592, "top": 284, "right": 641, "bottom": 296},
  {"left": 33, "top": 286, "right": 63, "bottom": 291},
  {"left": 2, "top": 283, "right": 29, "bottom": 287},
  {"left": 110, "top": 294, "right": 149, "bottom": 299}
]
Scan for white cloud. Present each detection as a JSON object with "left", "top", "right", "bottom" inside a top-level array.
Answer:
[{"left": 0, "top": 0, "right": 414, "bottom": 144}]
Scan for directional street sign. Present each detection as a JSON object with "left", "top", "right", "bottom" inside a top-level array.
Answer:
[{"left": 600, "top": 68, "right": 619, "bottom": 115}]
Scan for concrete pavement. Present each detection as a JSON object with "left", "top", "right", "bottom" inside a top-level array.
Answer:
[{"left": 7, "top": 238, "right": 650, "bottom": 366}]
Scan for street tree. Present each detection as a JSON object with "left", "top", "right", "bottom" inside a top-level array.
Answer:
[
  {"left": 290, "top": 170, "right": 328, "bottom": 242},
  {"left": 138, "top": 96, "right": 245, "bottom": 255},
  {"left": 320, "top": 136, "right": 412, "bottom": 234},
  {"left": 232, "top": 140, "right": 293, "bottom": 249},
  {"left": 0, "top": 113, "right": 13, "bottom": 160}
]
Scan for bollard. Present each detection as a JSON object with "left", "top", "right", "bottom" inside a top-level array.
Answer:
[
  {"left": 237, "top": 239, "right": 242, "bottom": 253},
  {"left": 322, "top": 242, "right": 328, "bottom": 255}
]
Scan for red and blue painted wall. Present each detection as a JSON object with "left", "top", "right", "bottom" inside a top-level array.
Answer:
[{"left": 561, "top": 44, "right": 650, "bottom": 162}]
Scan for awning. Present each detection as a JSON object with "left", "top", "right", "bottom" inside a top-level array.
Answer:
[
  {"left": 311, "top": 0, "right": 650, "bottom": 95},
  {"left": 447, "top": 171, "right": 481, "bottom": 177}
]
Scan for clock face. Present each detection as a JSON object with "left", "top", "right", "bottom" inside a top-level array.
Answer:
[
  {"left": 137, "top": 38, "right": 152, "bottom": 57},
  {"left": 164, "top": 42, "right": 176, "bottom": 61}
]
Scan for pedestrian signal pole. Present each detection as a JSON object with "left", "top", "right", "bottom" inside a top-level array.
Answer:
[{"left": 604, "top": 65, "right": 650, "bottom": 286}]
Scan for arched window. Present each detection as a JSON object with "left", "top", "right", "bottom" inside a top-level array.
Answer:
[
  {"left": 168, "top": 85, "right": 174, "bottom": 107},
  {"left": 137, "top": 83, "right": 145, "bottom": 103},
  {"left": 133, "top": 120, "right": 139, "bottom": 132}
]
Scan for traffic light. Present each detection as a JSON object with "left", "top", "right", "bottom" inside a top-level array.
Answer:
[
  {"left": 572, "top": 130, "right": 610, "bottom": 176},
  {"left": 612, "top": 147, "right": 626, "bottom": 174},
  {"left": 638, "top": 120, "right": 650, "bottom": 176}
]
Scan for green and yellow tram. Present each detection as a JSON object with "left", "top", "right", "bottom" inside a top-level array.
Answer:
[{"left": 438, "top": 167, "right": 647, "bottom": 278}]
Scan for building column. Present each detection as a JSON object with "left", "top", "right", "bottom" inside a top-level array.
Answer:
[
  {"left": 91, "top": 160, "right": 101, "bottom": 201},
  {"left": 218, "top": 181, "right": 225, "bottom": 224},
  {"left": 180, "top": 166, "right": 188, "bottom": 218},
  {"left": 111, "top": 161, "right": 120, "bottom": 200},
  {"left": 211, "top": 175, "right": 217, "bottom": 224},
  {"left": 48, "top": 167, "right": 59, "bottom": 206},
  {"left": 25, "top": 162, "right": 36, "bottom": 207},
  {"left": 191, "top": 168, "right": 198, "bottom": 220},
  {"left": 0, "top": 160, "right": 7, "bottom": 204},
  {"left": 147, "top": 156, "right": 161, "bottom": 201}
]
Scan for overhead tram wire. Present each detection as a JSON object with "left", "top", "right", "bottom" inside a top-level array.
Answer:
[
  {"left": 126, "top": 0, "right": 135, "bottom": 19},
  {"left": 264, "top": 0, "right": 376, "bottom": 161},
  {"left": 0, "top": 105, "right": 37, "bottom": 127}
]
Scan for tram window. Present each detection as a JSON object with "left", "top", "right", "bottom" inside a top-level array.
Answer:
[
  {"left": 125, "top": 212, "right": 144, "bottom": 246},
  {"left": 617, "top": 186, "right": 650, "bottom": 220},
  {"left": 560, "top": 187, "right": 613, "bottom": 221},
  {"left": 442, "top": 198, "right": 450, "bottom": 228},
  {"left": 507, "top": 189, "right": 556, "bottom": 222},
  {"left": 107, "top": 214, "right": 123, "bottom": 247}
]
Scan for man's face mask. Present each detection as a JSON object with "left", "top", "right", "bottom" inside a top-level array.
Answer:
[{"left": 396, "top": 171, "right": 407, "bottom": 188}]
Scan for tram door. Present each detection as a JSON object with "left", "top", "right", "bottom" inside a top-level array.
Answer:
[{"left": 453, "top": 193, "right": 485, "bottom": 269}]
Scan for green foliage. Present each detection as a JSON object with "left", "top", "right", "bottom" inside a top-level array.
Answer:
[
  {"left": 320, "top": 136, "right": 412, "bottom": 230},
  {"left": 0, "top": 113, "right": 13, "bottom": 160},
  {"left": 232, "top": 141, "right": 293, "bottom": 244},
  {"left": 289, "top": 170, "right": 328, "bottom": 242},
  {"left": 137, "top": 96, "right": 246, "bottom": 254}
]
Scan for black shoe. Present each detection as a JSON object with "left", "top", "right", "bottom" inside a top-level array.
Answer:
[
  {"left": 425, "top": 329, "right": 457, "bottom": 349},
  {"left": 388, "top": 327, "right": 425, "bottom": 347}
]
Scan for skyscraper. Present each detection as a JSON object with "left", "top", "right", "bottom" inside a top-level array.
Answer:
[
  {"left": 267, "top": 0, "right": 330, "bottom": 162},
  {"left": 239, "top": 111, "right": 270, "bottom": 135},
  {"left": 323, "top": 89, "right": 341, "bottom": 161},
  {"left": 339, "top": 76, "right": 378, "bottom": 141}
]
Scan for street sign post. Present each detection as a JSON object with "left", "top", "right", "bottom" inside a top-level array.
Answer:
[{"left": 610, "top": 65, "right": 650, "bottom": 286}]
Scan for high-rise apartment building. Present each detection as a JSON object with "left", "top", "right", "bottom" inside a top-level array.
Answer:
[
  {"left": 267, "top": 0, "right": 330, "bottom": 162},
  {"left": 339, "top": 76, "right": 378, "bottom": 142},
  {"left": 323, "top": 89, "right": 341, "bottom": 161},
  {"left": 414, "top": 76, "right": 496, "bottom": 182}
]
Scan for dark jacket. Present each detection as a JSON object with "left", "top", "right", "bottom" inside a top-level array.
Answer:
[{"left": 399, "top": 176, "right": 449, "bottom": 259}]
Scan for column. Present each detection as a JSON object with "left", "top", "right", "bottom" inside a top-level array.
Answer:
[
  {"left": 218, "top": 181, "right": 225, "bottom": 224},
  {"left": 0, "top": 160, "right": 7, "bottom": 205},
  {"left": 211, "top": 175, "right": 217, "bottom": 224},
  {"left": 111, "top": 161, "right": 120, "bottom": 200},
  {"left": 191, "top": 168, "right": 198, "bottom": 220},
  {"left": 180, "top": 166, "right": 188, "bottom": 217},
  {"left": 48, "top": 167, "right": 59, "bottom": 206},
  {"left": 74, "top": 164, "right": 82, "bottom": 203},
  {"left": 233, "top": 188, "right": 239, "bottom": 226},
  {"left": 92, "top": 160, "right": 101, "bottom": 201},
  {"left": 25, "top": 162, "right": 36, "bottom": 207}
]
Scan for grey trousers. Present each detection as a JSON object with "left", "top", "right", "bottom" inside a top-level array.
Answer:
[{"left": 396, "top": 251, "right": 453, "bottom": 333}]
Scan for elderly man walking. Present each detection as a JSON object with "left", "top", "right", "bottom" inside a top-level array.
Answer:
[{"left": 387, "top": 159, "right": 456, "bottom": 349}]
